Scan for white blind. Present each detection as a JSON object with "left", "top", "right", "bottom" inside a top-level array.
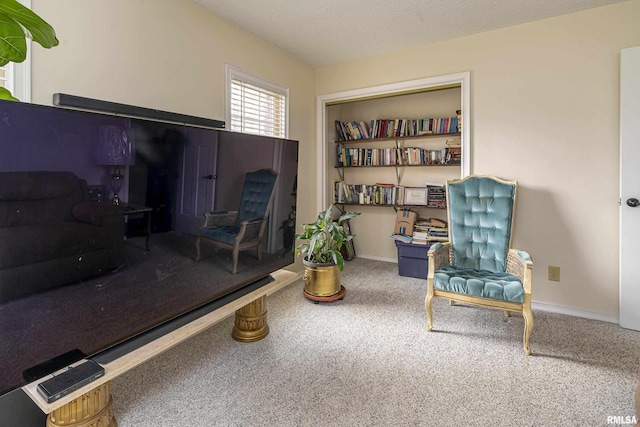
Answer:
[
  {"left": 230, "top": 79, "right": 286, "bottom": 138},
  {"left": 0, "top": 65, "right": 9, "bottom": 89}
]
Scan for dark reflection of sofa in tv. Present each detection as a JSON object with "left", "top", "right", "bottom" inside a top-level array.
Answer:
[{"left": 0, "top": 171, "right": 125, "bottom": 303}]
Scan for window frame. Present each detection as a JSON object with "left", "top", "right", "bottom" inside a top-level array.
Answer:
[{"left": 225, "top": 65, "right": 289, "bottom": 139}]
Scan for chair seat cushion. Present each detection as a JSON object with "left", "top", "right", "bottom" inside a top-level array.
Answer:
[
  {"left": 434, "top": 265, "right": 524, "bottom": 303},
  {"left": 200, "top": 225, "right": 239, "bottom": 245}
]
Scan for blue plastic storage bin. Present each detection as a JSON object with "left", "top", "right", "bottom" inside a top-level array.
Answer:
[{"left": 395, "top": 241, "right": 430, "bottom": 279}]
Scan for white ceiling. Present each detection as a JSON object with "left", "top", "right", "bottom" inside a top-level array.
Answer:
[{"left": 193, "top": 0, "right": 626, "bottom": 67}]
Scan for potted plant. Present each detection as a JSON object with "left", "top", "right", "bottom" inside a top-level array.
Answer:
[
  {"left": 0, "top": 0, "right": 59, "bottom": 101},
  {"left": 295, "top": 204, "right": 359, "bottom": 302}
]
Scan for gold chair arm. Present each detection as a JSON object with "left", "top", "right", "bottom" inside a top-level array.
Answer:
[
  {"left": 427, "top": 242, "right": 453, "bottom": 279},
  {"left": 506, "top": 248, "right": 533, "bottom": 294}
]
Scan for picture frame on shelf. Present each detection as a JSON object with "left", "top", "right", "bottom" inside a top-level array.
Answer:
[{"left": 404, "top": 187, "right": 428, "bottom": 205}]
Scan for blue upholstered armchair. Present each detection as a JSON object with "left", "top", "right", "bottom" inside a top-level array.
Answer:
[
  {"left": 195, "top": 169, "right": 278, "bottom": 274},
  {"left": 425, "top": 175, "right": 534, "bottom": 355}
]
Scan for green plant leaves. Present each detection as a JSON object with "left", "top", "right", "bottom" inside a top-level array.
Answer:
[
  {"left": 0, "top": 0, "right": 59, "bottom": 52},
  {"left": 0, "top": 0, "right": 58, "bottom": 99},
  {"left": 0, "top": 86, "right": 19, "bottom": 100},
  {"left": 338, "top": 211, "right": 359, "bottom": 223},
  {"left": 0, "top": 11, "right": 26, "bottom": 65},
  {"left": 294, "top": 204, "right": 360, "bottom": 270}
]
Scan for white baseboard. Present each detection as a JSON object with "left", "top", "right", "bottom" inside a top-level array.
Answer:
[
  {"left": 531, "top": 301, "right": 619, "bottom": 324},
  {"left": 356, "top": 254, "right": 396, "bottom": 263}
]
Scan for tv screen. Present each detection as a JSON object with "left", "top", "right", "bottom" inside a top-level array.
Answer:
[{"left": 0, "top": 100, "right": 298, "bottom": 395}]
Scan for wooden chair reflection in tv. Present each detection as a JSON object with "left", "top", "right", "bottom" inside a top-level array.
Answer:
[{"left": 195, "top": 168, "right": 279, "bottom": 274}]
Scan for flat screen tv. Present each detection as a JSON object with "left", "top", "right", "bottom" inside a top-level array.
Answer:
[{"left": 0, "top": 99, "right": 299, "bottom": 396}]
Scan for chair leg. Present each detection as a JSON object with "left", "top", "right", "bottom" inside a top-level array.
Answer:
[
  {"left": 425, "top": 286, "right": 434, "bottom": 332},
  {"left": 449, "top": 300, "right": 456, "bottom": 306},
  {"left": 503, "top": 310, "right": 511, "bottom": 322},
  {"left": 522, "top": 304, "right": 534, "bottom": 356},
  {"left": 257, "top": 245, "right": 262, "bottom": 261},
  {"left": 231, "top": 246, "right": 240, "bottom": 274},
  {"left": 195, "top": 237, "right": 201, "bottom": 262}
]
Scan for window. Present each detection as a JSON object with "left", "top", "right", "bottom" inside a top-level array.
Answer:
[
  {"left": 226, "top": 65, "right": 288, "bottom": 138},
  {"left": 1, "top": 0, "right": 31, "bottom": 101},
  {"left": 0, "top": 65, "right": 9, "bottom": 90}
]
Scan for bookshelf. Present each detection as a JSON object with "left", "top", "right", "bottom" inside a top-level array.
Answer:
[
  {"left": 333, "top": 120, "right": 461, "bottom": 209},
  {"left": 320, "top": 74, "right": 469, "bottom": 262}
]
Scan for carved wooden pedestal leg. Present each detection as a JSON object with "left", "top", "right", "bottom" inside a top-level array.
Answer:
[
  {"left": 232, "top": 295, "right": 269, "bottom": 342},
  {"left": 46, "top": 381, "right": 116, "bottom": 427}
]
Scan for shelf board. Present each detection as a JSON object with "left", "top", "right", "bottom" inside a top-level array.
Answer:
[
  {"left": 335, "top": 163, "right": 460, "bottom": 168},
  {"left": 335, "top": 132, "right": 460, "bottom": 144},
  {"left": 335, "top": 202, "right": 446, "bottom": 209}
]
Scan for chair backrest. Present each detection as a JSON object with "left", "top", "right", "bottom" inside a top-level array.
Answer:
[
  {"left": 446, "top": 175, "right": 516, "bottom": 273},
  {"left": 236, "top": 169, "right": 279, "bottom": 225}
]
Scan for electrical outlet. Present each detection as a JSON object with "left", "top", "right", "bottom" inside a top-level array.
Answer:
[{"left": 548, "top": 266, "right": 560, "bottom": 282}]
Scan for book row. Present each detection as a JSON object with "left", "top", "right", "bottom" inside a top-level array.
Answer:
[
  {"left": 334, "top": 182, "right": 447, "bottom": 207},
  {"left": 335, "top": 116, "right": 460, "bottom": 141},
  {"left": 336, "top": 146, "right": 460, "bottom": 167},
  {"left": 335, "top": 183, "right": 400, "bottom": 205}
]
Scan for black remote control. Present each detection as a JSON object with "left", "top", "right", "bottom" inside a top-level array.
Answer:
[{"left": 36, "top": 360, "right": 105, "bottom": 403}]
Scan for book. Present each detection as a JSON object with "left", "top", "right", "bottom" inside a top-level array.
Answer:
[
  {"left": 334, "top": 180, "right": 345, "bottom": 203},
  {"left": 391, "top": 234, "right": 412, "bottom": 243},
  {"left": 358, "top": 121, "right": 369, "bottom": 139},
  {"left": 428, "top": 217, "right": 448, "bottom": 228},
  {"left": 446, "top": 138, "right": 461, "bottom": 147},
  {"left": 335, "top": 121, "right": 346, "bottom": 141},
  {"left": 412, "top": 230, "right": 429, "bottom": 238}
]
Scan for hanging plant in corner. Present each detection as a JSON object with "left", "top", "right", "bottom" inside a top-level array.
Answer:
[{"left": 0, "top": 0, "right": 59, "bottom": 101}]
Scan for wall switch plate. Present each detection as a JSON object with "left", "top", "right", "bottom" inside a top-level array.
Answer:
[{"left": 548, "top": 266, "right": 560, "bottom": 282}]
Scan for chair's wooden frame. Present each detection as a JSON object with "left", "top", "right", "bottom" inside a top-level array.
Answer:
[
  {"left": 195, "top": 171, "right": 278, "bottom": 274},
  {"left": 425, "top": 175, "right": 534, "bottom": 355}
]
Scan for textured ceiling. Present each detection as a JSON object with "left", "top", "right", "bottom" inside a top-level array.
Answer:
[{"left": 193, "top": 0, "right": 626, "bottom": 67}]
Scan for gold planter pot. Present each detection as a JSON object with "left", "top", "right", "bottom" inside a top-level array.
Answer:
[{"left": 302, "top": 258, "right": 346, "bottom": 302}]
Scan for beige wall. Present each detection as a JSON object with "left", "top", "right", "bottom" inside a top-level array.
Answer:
[
  {"left": 29, "top": 0, "right": 317, "bottom": 270},
  {"left": 316, "top": 0, "right": 640, "bottom": 318}
]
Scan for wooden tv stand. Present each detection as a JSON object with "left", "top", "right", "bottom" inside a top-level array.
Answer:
[{"left": 21, "top": 269, "right": 301, "bottom": 426}]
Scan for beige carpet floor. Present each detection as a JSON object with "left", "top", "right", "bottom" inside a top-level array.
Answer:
[{"left": 111, "top": 257, "right": 640, "bottom": 426}]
